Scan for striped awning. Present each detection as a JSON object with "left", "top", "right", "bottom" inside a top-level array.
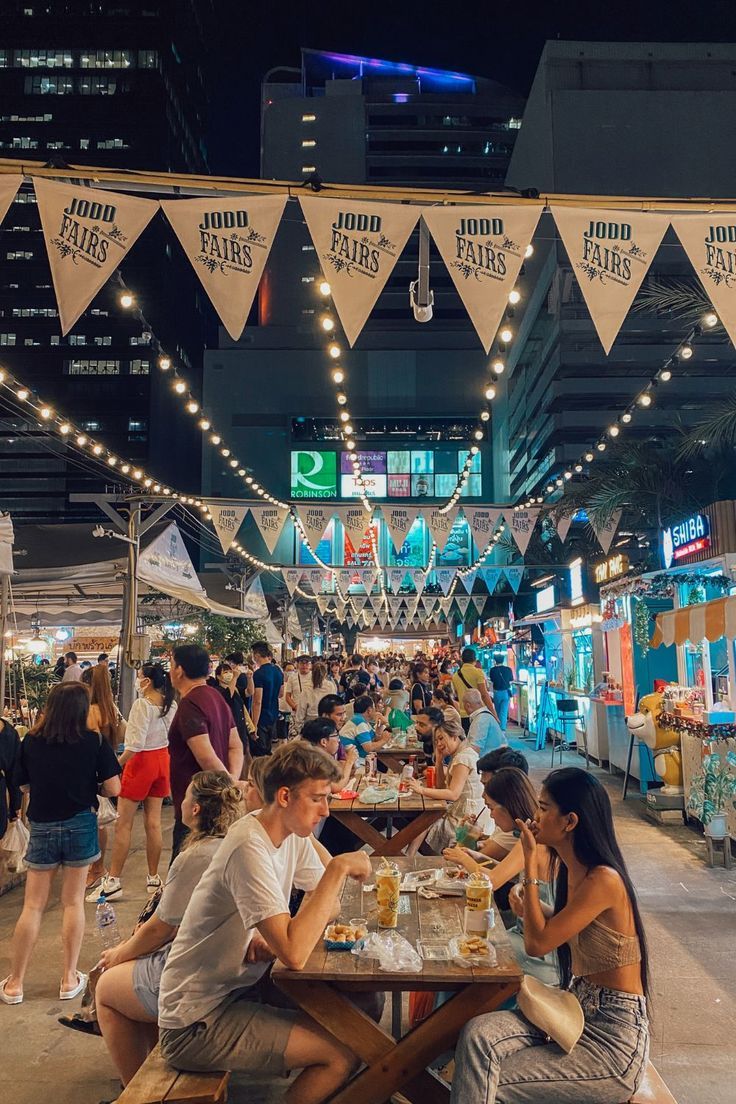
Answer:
[{"left": 650, "top": 593, "right": 736, "bottom": 648}]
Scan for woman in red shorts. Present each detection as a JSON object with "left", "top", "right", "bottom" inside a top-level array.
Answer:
[{"left": 93, "top": 664, "right": 176, "bottom": 903}]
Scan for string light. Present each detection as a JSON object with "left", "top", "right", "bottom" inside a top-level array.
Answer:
[{"left": 119, "top": 291, "right": 134, "bottom": 309}]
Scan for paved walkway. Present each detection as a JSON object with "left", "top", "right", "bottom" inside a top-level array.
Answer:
[{"left": 0, "top": 736, "right": 734, "bottom": 1103}]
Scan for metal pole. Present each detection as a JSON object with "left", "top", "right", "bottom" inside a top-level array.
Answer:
[
  {"left": 118, "top": 502, "right": 141, "bottom": 718},
  {"left": 0, "top": 575, "right": 8, "bottom": 714}
]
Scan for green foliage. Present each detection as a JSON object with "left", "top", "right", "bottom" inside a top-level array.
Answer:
[
  {"left": 632, "top": 278, "right": 717, "bottom": 329},
  {"left": 150, "top": 615, "right": 269, "bottom": 659},
  {"left": 633, "top": 598, "right": 651, "bottom": 656},
  {"left": 687, "top": 752, "right": 736, "bottom": 824},
  {"left": 6, "top": 659, "right": 56, "bottom": 712}
]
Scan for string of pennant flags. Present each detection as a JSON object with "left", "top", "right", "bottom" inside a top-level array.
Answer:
[{"left": 3, "top": 172, "right": 736, "bottom": 360}]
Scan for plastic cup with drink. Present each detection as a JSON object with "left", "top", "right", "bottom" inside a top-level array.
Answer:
[
  {"left": 376, "top": 858, "right": 401, "bottom": 929},
  {"left": 464, "top": 872, "right": 494, "bottom": 937}
]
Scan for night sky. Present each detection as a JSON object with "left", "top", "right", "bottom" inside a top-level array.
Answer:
[{"left": 209, "top": 0, "right": 736, "bottom": 177}]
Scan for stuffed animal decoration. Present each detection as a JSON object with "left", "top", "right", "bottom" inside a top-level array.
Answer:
[{"left": 626, "top": 691, "right": 683, "bottom": 794}]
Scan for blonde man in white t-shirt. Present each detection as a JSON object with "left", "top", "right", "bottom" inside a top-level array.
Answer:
[{"left": 158, "top": 741, "right": 375, "bottom": 1104}]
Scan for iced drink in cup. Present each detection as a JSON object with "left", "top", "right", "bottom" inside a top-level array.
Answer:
[
  {"left": 376, "top": 859, "right": 401, "bottom": 929},
  {"left": 464, "top": 872, "right": 494, "bottom": 937}
]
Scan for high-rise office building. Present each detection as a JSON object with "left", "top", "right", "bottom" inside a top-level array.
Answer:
[
  {"left": 202, "top": 50, "right": 526, "bottom": 551},
  {"left": 0, "top": 0, "right": 213, "bottom": 521},
  {"left": 495, "top": 41, "right": 736, "bottom": 507}
]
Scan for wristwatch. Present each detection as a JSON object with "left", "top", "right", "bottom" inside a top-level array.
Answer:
[{"left": 522, "top": 876, "right": 542, "bottom": 887}]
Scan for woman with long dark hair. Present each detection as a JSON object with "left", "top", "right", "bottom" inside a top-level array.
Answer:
[
  {"left": 1, "top": 684, "right": 121, "bottom": 1005},
  {"left": 451, "top": 767, "right": 650, "bottom": 1103},
  {"left": 92, "top": 663, "right": 176, "bottom": 903},
  {"left": 294, "top": 661, "right": 338, "bottom": 729}
]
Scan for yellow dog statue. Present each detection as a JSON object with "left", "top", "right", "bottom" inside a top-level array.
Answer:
[{"left": 626, "top": 691, "right": 683, "bottom": 794}]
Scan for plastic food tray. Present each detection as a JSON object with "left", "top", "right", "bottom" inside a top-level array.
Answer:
[
  {"left": 417, "top": 939, "right": 451, "bottom": 961},
  {"left": 449, "top": 935, "right": 498, "bottom": 968}
]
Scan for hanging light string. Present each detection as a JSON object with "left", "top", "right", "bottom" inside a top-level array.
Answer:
[{"left": 514, "top": 314, "right": 717, "bottom": 510}]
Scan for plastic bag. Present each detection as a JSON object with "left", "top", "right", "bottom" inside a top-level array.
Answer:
[
  {"left": 1, "top": 818, "right": 29, "bottom": 871},
  {"left": 351, "top": 930, "right": 422, "bottom": 972},
  {"left": 96, "top": 796, "right": 118, "bottom": 826},
  {"left": 359, "top": 785, "right": 399, "bottom": 805}
]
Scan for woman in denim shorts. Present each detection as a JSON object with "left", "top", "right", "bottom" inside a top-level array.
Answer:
[
  {"left": 1, "top": 683, "right": 121, "bottom": 1005},
  {"left": 451, "top": 768, "right": 650, "bottom": 1104}
]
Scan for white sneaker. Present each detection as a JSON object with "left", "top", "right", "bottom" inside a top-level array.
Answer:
[
  {"left": 146, "top": 874, "right": 162, "bottom": 894},
  {"left": 95, "top": 874, "right": 122, "bottom": 902}
]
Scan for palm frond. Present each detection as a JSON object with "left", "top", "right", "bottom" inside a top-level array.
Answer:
[
  {"left": 632, "top": 278, "right": 718, "bottom": 328},
  {"left": 679, "top": 393, "right": 736, "bottom": 457}
]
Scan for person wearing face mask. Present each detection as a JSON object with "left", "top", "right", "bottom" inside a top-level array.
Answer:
[
  {"left": 93, "top": 664, "right": 177, "bottom": 903},
  {"left": 211, "top": 662, "right": 257, "bottom": 761}
]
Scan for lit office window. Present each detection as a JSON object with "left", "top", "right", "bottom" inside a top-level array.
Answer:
[
  {"left": 129, "top": 360, "right": 150, "bottom": 374},
  {"left": 302, "top": 113, "right": 316, "bottom": 122},
  {"left": 138, "top": 50, "right": 158, "bottom": 68},
  {"left": 14, "top": 49, "right": 74, "bottom": 68},
  {"left": 301, "top": 139, "right": 316, "bottom": 148},
  {"left": 0, "top": 334, "right": 17, "bottom": 345},
  {"left": 93, "top": 336, "right": 112, "bottom": 346},
  {"left": 301, "top": 165, "right": 316, "bottom": 173},
  {"left": 69, "top": 335, "right": 87, "bottom": 345},
  {"left": 24, "top": 75, "right": 73, "bottom": 94},
  {"left": 6, "top": 251, "right": 33, "bottom": 260},
  {"left": 79, "top": 50, "right": 133, "bottom": 69},
  {"left": 65, "top": 359, "right": 120, "bottom": 375}
]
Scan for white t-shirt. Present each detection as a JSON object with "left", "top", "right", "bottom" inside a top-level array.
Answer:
[
  {"left": 124, "top": 696, "right": 177, "bottom": 753},
  {"left": 156, "top": 836, "right": 221, "bottom": 927},
  {"left": 295, "top": 677, "right": 339, "bottom": 727},
  {"left": 158, "top": 812, "right": 325, "bottom": 1029},
  {"left": 285, "top": 670, "right": 308, "bottom": 705}
]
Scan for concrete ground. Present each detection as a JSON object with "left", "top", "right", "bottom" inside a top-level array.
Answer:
[{"left": 1, "top": 735, "right": 734, "bottom": 1104}]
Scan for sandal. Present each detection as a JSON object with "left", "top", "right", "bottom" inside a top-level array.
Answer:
[
  {"left": 58, "top": 1011, "right": 102, "bottom": 1036},
  {"left": 60, "top": 970, "right": 88, "bottom": 1000},
  {"left": 0, "top": 977, "right": 23, "bottom": 1005}
]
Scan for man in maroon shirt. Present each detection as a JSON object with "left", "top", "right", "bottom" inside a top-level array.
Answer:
[{"left": 168, "top": 643, "right": 244, "bottom": 859}]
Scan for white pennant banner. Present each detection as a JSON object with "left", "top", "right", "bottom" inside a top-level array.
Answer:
[
  {"left": 249, "top": 504, "right": 290, "bottom": 555},
  {"left": 411, "top": 568, "right": 426, "bottom": 596},
  {"left": 556, "top": 514, "right": 573, "bottom": 545},
  {"left": 299, "top": 196, "right": 420, "bottom": 347},
  {"left": 0, "top": 176, "right": 22, "bottom": 230},
  {"left": 304, "top": 567, "right": 327, "bottom": 593},
  {"left": 209, "top": 503, "right": 247, "bottom": 554},
  {"left": 423, "top": 206, "right": 542, "bottom": 352},
  {"left": 503, "top": 566, "right": 525, "bottom": 594},
  {"left": 370, "top": 593, "right": 385, "bottom": 615},
  {"left": 435, "top": 567, "right": 457, "bottom": 596},
  {"left": 334, "top": 505, "right": 371, "bottom": 548},
  {"left": 35, "top": 178, "right": 159, "bottom": 335},
  {"left": 458, "top": 569, "right": 478, "bottom": 594},
  {"left": 315, "top": 596, "right": 330, "bottom": 615},
  {"left": 552, "top": 207, "right": 670, "bottom": 355},
  {"left": 241, "top": 575, "right": 270, "bottom": 620},
  {"left": 160, "top": 194, "right": 287, "bottom": 341},
  {"left": 592, "top": 509, "right": 622, "bottom": 554},
  {"left": 296, "top": 505, "right": 333, "bottom": 548},
  {"left": 478, "top": 567, "right": 502, "bottom": 593},
  {"left": 336, "top": 568, "right": 354, "bottom": 592},
  {"left": 672, "top": 214, "right": 736, "bottom": 348},
  {"left": 472, "top": 595, "right": 487, "bottom": 618},
  {"left": 358, "top": 567, "right": 378, "bottom": 592},
  {"left": 426, "top": 507, "right": 459, "bottom": 554},
  {"left": 388, "top": 567, "right": 407, "bottom": 594},
  {"left": 463, "top": 507, "right": 503, "bottom": 552},
  {"left": 455, "top": 595, "right": 472, "bottom": 618},
  {"left": 334, "top": 600, "right": 346, "bottom": 620},
  {"left": 382, "top": 505, "right": 420, "bottom": 553},
  {"left": 507, "top": 508, "right": 540, "bottom": 556},
  {"left": 281, "top": 568, "right": 302, "bottom": 596}
]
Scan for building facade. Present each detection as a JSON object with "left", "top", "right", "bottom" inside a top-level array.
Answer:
[{"left": 0, "top": 0, "right": 213, "bottom": 521}]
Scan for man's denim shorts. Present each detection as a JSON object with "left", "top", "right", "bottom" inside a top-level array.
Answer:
[{"left": 25, "top": 809, "right": 100, "bottom": 870}]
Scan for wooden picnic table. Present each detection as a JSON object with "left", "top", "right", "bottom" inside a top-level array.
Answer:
[
  {"left": 328, "top": 775, "right": 446, "bottom": 856},
  {"left": 375, "top": 741, "right": 426, "bottom": 772},
  {"left": 273, "top": 855, "right": 521, "bottom": 1104}
]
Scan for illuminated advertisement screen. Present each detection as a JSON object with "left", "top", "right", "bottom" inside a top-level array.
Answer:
[
  {"left": 344, "top": 523, "right": 379, "bottom": 569},
  {"left": 290, "top": 450, "right": 337, "bottom": 499},
  {"left": 298, "top": 520, "right": 334, "bottom": 565},
  {"left": 291, "top": 449, "right": 482, "bottom": 499}
]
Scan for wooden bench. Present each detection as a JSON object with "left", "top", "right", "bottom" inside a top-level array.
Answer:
[
  {"left": 630, "top": 1062, "right": 677, "bottom": 1103},
  {"left": 117, "top": 1044, "right": 229, "bottom": 1104}
]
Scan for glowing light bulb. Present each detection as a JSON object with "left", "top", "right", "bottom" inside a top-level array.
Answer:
[
  {"left": 346, "top": 439, "right": 356, "bottom": 450},
  {"left": 508, "top": 289, "right": 521, "bottom": 305},
  {"left": 321, "top": 316, "right": 335, "bottom": 332},
  {"left": 500, "top": 327, "right": 513, "bottom": 343},
  {"left": 159, "top": 356, "right": 171, "bottom": 370},
  {"left": 492, "top": 359, "right": 505, "bottom": 374},
  {"left": 622, "top": 412, "right": 632, "bottom": 423},
  {"left": 221, "top": 447, "right": 230, "bottom": 457},
  {"left": 119, "top": 291, "right": 134, "bottom": 309},
  {"left": 319, "top": 280, "right": 331, "bottom": 296},
  {"left": 484, "top": 386, "right": 496, "bottom": 401},
  {"left": 597, "top": 441, "right": 607, "bottom": 451},
  {"left": 174, "top": 380, "right": 186, "bottom": 394},
  {"left": 638, "top": 392, "right": 652, "bottom": 407},
  {"left": 336, "top": 392, "right": 347, "bottom": 405},
  {"left": 107, "top": 455, "right": 117, "bottom": 466},
  {"left": 480, "top": 410, "right": 490, "bottom": 422},
  {"left": 332, "top": 368, "right": 344, "bottom": 384},
  {"left": 660, "top": 369, "right": 672, "bottom": 382},
  {"left": 92, "top": 444, "right": 103, "bottom": 456},
  {"left": 229, "top": 458, "right": 238, "bottom": 468},
  {"left": 59, "top": 423, "right": 70, "bottom": 435},
  {"left": 584, "top": 452, "right": 594, "bottom": 463},
  {"left": 473, "top": 428, "right": 483, "bottom": 440},
  {"left": 210, "top": 434, "right": 221, "bottom": 445},
  {"left": 328, "top": 344, "right": 341, "bottom": 359},
  {"left": 186, "top": 400, "right": 199, "bottom": 414},
  {"left": 76, "top": 434, "right": 87, "bottom": 446},
  {"left": 198, "top": 418, "right": 210, "bottom": 431},
  {"left": 679, "top": 344, "right": 693, "bottom": 360},
  {"left": 16, "top": 388, "right": 29, "bottom": 401},
  {"left": 525, "top": 243, "right": 534, "bottom": 258},
  {"left": 703, "top": 312, "right": 718, "bottom": 328},
  {"left": 40, "top": 406, "right": 52, "bottom": 419},
  {"left": 609, "top": 425, "right": 619, "bottom": 437}
]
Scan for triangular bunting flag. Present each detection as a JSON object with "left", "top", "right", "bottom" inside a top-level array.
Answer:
[
  {"left": 423, "top": 598, "right": 438, "bottom": 616},
  {"left": 552, "top": 207, "right": 670, "bottom": 355},
  {"left": 249, "top": 504, "right": 290, "bottom": 555},
  {"left": 458, "top": 569, "right": 478, "bottom": 594},
  {"left": 426, "top": 507, "right": 459, "bottom": 554},
  {"left": 455, "top": 595, "right": 472, "bottom": 618},
  {"left": 299, "top": 196, "right": 420, "bottom": 347},
  {"left": 358, "top": 567, "right": 378, "bottom": 592},
  {"left": 592, "top": 509, "right": 622, "bottom": 554},
  {"left": 423, "top": 206, "right": 542, "bottom": 352},
  {"left": 160, "top": 194, "right": 287, "bottom": 341},
  {"left": 334, "top": 600, "right": 346, "bottom": 620},
  {"left": 345, "top": 613, "right": 355, "bottom": 628},
  {"left": 382, "top": 505, "right": 420, "bottom": 553},
  {"left": 34, "top": 178, "right": 159, "bottom": 335},
  {"left": 503, "top": 566, "right": 525, "bottom": 594},
  {"left": 370, "top": 593, "right": 385, "bottom": 615},
  {"left": 208, "top": 503, "right": 247, "bottom": 554},
  {"left": 556, "top": 514, "right": 573, "bottom": 545},
  {"left": 478, "top": 567, "right": 502, "bottom": 593},
  {"left": 334, "top": 505, "right": 371, "bottom": 548},
  {"left": 507, "top": 508, "right": 540, "bottom": 557},
  {"left": 463, "top": 507, "right": 503, "bottom": 552},
  {"left": 435, "top": 567, "right": 457, "bottom": 596},
  {"left": 336, "top": 568, "right": 354, "bottom": 592},
  {"left": 304, "top": 567, "right": 326, "bottom": 593},
  {"left": 388, "top": 567, "right": 407, "bottom": 594},
  {"left": 240, "top": 575, "right": 270, "bottom": 619},
  {"left": 0, "top": 176, "right": 22, "bottom": 230},
  {"left": 410, "top": 568, "right": 426, "bottom": 596},
  {"left": 472, "top": 595, "right": 487, "bottom": 618},
  {"left": 672, "top": 214, "right": 736, "bottom": 349},
  {"left": 296, "top": 505, "right": 333, "bottom": 548},
  {"left": 281, "top": 568, "right": 302, "bottom": 596},
  {"left": 315, "top": 595, "right": 330, "bottom": 615}
]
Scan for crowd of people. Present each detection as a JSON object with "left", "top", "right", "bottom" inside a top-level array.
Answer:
[{"left": 0, "top": 641, "right": 651, "bottom": 1104}]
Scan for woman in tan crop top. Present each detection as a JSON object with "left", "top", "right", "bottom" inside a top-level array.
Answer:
[{"left": 451, "top": 767, "right": 650, "bottom": 1104}]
